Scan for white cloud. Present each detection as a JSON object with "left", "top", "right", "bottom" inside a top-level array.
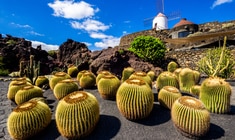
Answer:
[
  {"left": 89, "top": 32, "right": 109, "bottom": 39},
  {"left": 82, "top": 42, "right": 92, "bottom": 47},
  {"left": 94, "top": 36, "right": 120, "bottom": 49},
  {"left": 48, "top": 0, "right": 99, "bottom": 20},
  {"left": 211, "top": 0, "right": 233, "bottom": 9},
  {"left": 28, "top": 31, "right": 44, "bottom": 36},
  {"left": 11, "top": 22, "right": 32, "bottom": 28},
  {"left": 31, "top": 40, "right": 59, "bottom": 51},
  {"left": 70, "top": 19, "right": 110, "bottom": 32}
]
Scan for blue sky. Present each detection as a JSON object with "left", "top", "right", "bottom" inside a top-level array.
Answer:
[{"left": 0, "top": 0, "right": 234, "bottom": 51}]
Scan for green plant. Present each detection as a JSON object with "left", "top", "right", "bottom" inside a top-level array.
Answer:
[
  {"left": 67, "top": 64, "right": 79, "bottom": 77},
  {"left": 6, "top": 39, "right": 16, "bottom": 46},
  {"left": 129, "top": 35, "right": 166, "bottom": 63},
  {"left": 55, "top": 91, "right": 100, "bottom": 139},
  {"left": 197, "top": 36, "right": 235, "bottom": 79},
  {"left": 35, "top": 75, "right": 49, "bottom": 88},
  {"left": 156, "top": 71, "right": 179, "bottom": 91},
  {"left": 116, "top": 78, "right": 154, "bottom": 120},
  {"left": 171, "top": 96, "right": 210, "bottom": 138},
  {"left": 79, "top": 71, "right": 96, "bottom": 89},
  {"left": 179, "top": 68, "right": 197, "bottom": 93},
  {"left": 121, "top": 67, "right": 135, "bottom": 82},
  {"left": 147, "top": 70, "right": 156, "bottom": 81},
  {"left": 0, "top": 69, "right": 9, "bottom": 76},
  {"left": 7, "top": 81, "right": 28, "bottom": 101},
  {"left": 167, "top": 61, "right": 179, "bottom": 73},
  {"left": 7, "top": 100, "right": 51, "bottom": 140},
  {"left": 49, "top": 72, "right": 71, "bottom": 90},
  {"left": 129, "top": 71, "right": 152, "bottom": 88},
  {"left": 96, "top": 70, "right": 112, "bottom": 84}
]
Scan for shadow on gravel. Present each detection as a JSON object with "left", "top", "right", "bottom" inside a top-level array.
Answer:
[
  {"left": 201, "top": 123, "right": 225, "bottom": 140},
  {"left": 229, "top": 105, "right": 235, "bottom": 115},
  {"left": 84, "top": 115, "right": 121, "bottom": 140}
]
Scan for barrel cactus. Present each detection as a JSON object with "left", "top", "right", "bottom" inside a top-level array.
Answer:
[
  {"left": 147, "top": 70, "right": 156, "bottom": 81},
  {"left": 35, "top": 76, "right": 49, "bottom": 88},
  {"left": 53, "top": 79, "right": 79, "bottom": 100},
  {"left": 9, "top": 77, "right": 28, "bottom": 87},
  {"left": 29, "top": 97, "right": 48, "bottom": 104},
  {"left": 7, "top": 81, "right": 28, "bottom": 101},
  {"left": 55, "top": 91, "right": 100, "bottom": 139},
  {"left": 190, "top": 85, "right": 201, "bottom": 96},
  {"left": 193, "top": 70, "right": 201, "bottom": 84},
  {"left": 7, "top": 100, "right": 51, "bottom": 140},
  {"left": 158, "top": 86, "right": 182, "bottom": 110},
  {"left": 96, "top": 70, "right": 112, "bottom": 84},
  {"left": 173, "top": 68, "right": 182, "bottom": 81},
  {"left": 129, "top": 71, "right": 152, "bottom": 88},
  {"left": 171, "top": 96, "right": 210, "bottom": 138},
  {"left": 199, "top": 77, "right": 231, "bottom": 114},
  {"left": 97, "top": 74, "right": 120, "bottom": 100},
  {"left": 156, "top": 71, "right": 179, "bottom": 91},
  {"left": 49, "top": 72, "right": 71, "bottom": 90},
  {"left": 15, "top": 85, "right": 43, "bottom": 105},
  {"left": 67, "top": 64, "right": 79, "bottom": 77},
  {"left": 76, "top": 70, "right": 89, "bottom": 81},
  {"left": 79, "top": 71, "right": 96, "bottom": 89},
  {"left": 116, "top": 78, "right": 154, "bottom": 120},
  {"left": 179, "top": 68, "right": 196, "bottom": 93},
  {"left": 121, "top": 67, "right": 135, "bottom": 82},
  {"left": 167, "top": 61, "right": 179, "bottom": 73}
]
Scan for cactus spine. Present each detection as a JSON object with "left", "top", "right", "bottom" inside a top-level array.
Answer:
[
  {"left": 171, "top": 96, "right": 210, "bottom": 138},
  {"left": 7, "top": 100, "right": 51, "bottom": 140},
  {"left": 116, "top": 78, "right": 154, "bottom": 120},
  {"left": 55, "top": 91, "right": 100, "bottom": 139}
]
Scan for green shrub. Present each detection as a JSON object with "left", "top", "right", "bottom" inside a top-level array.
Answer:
[
  {"left": 0, "top": 69, "right": 9, "bottom": 76},
  {"left": 129, "top": 36, "right": 166, "bottom": 63}
]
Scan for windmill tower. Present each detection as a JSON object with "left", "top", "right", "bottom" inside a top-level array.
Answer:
[{"left": 144, "top": 0, "right": 180, "bottom": 31}]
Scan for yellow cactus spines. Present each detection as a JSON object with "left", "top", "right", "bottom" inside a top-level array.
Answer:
[
  {"left": 15, "top": 85, "right": 43, "bottom": 105},
  {"left": 199, "top": 77, "right": 231, "bottom": 114},
  {"left": 156, "top": 71, "right": 179, "bottom": 91},
  {"left": 55, "top": 91, "right": 100, "bottom": 139},
  {"left": 171, "top": 96, "right": 210, "bottom": 138},
  {"left": 190, "top": 85, "right": 201, "bottom": 96},
  {"left": 167, "top": 61, "right": 179, "bottom": 73},
  {"left": 35, "top": 75, "right": 49, "bottom": 88},
  {"left": 67, "top": 64, "right": 79, "bottom": 77},
  {"left": 193, "top": 70, "right": 201, "bottom": 84},
  {"left": 129, "top": 71, "right": 152, "bottom": 88},
  {"left": 7, "top": 100, "right": 51, "bottom": 140},
  {"left": 116, "top": 78, "right": 154, "bottom": 120},
  {"left": 97, "top": 74, "right": 120, "bottom": 100},
  {"left": 96, "top": 70, "right": 112, "bottom": 84},
  {"left": 79, "top": 71, "right": 96, "bottom": 89},
  {"left": 121, "top": 67, "right": 135, "bottom": 82},
  {"left": 147, "top": 70, "right": 156, "bottom": 81},
  {"left": 53, "top": 79, "right": 79, "bottom": 100},
  {"left": 49, "top": 72, "right": 71, "bottom": 90},
  {"left": 179, "top": 68, "right": 196, "bottom": 93},
  {"left": 7, "top": 81, "right": 27, "bottom": 101},
  {"left": 158, "top": 86, "right": 182, "bottom": 110},
  {"left": 76, "top": 70, "right": 89, "bottom": 81}
]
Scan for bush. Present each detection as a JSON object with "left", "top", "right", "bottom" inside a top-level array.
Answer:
[
  {"left": 129, "top": 36, "right": 166, "bottom": 63},
  {"left": 0, "top": 69, "right": 9, "bottom": 76}
]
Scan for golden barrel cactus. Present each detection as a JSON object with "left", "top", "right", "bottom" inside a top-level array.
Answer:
[
  {"left": 55, "top": 91, "right": 100, "bottom": 139},
  {"left": 67, "top": 64, "right": 79, "bottom": 77},
  {"left": 167, "top": 61, "right": 179, "bottom": 73},
  {"left": 15, "top": 85, "right": 43, "bottom": 105},
  {"left": 97, "top": 74, "right": 120, "bottom": 100},
  {"left": 7, "top": 100, "right": 51, "bottom": 140},
  {"left": 190, "top": 85, "right": 201, "bottom": 96},
  {"left": 200, "top": 77, "right": 231, "bottom": 114},
  {"left": 79, "top": 71, "right": 96, "bottom": 89},
  {"left": 121, "top": 67, "right": 135, "bottom": 82},
  {"left": 7, "top": 81, "right": 28, "bottom": 101},
  {"left": 35, "top": 76, "right": 49, "bottom": 88},
  {"left": 129, "top": 71, "right": 152, "bottom": 88},
  {"left": 76, "top": 70, "right": 89, "bottom": 81},
  {"left": 156, "top": 71, "right": 179, "bottom": 91},
  {"left": 49, "top": 72, "right": 71, "bottom": 90},
  {"left": 179, "top": 68, "right": 196, "bottom": 93},
  {"left": 96, "top": 70, "right": 112, "bottom": 84},
  {"left": 53, "top": 79, "right": 79, "bottom": 100},
  {"left": 147, "top": 70, "right": 156, "bottom": 81},
  {"left": 158, "top": 86, "right": 182, "bottom": 110},
  {"left": 116, "top": 78, "right": 154, "bottom": 120},
  {"left": 171, "top": 96, "right": 210, "bottom": 138}
]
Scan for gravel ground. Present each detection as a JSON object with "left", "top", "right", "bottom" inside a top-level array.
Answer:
[{"left": 0, "top": 78, "right": 235, "bottom": 140}]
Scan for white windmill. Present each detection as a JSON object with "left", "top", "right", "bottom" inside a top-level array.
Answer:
[{"left": 144, "top": 0, "right": 181, "bottom": 31}]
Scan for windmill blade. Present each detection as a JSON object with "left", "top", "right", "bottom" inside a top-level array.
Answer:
[
  {"left": 156, "top": 0, "right": 164, "bottom": 13},
  {"left": 167, "top": 11, "right": 181, "bottom": 21},
  {"left": 143, "top": 17, "right": 155, "bottom": 27}
]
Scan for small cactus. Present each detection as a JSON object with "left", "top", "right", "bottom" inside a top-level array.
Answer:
[
  {"left": 96, "top": 70, "right": 112, "bottom": 84},
  {"left": 79, "top": 71, "right": 96, "bottom": 89},
  {"left": 67, "top": 64, "right": 79, "bottom": 77},
  {"left": 156, "top": 71, "right": 179, "bottom": 91},
  {"left": 190, "top": 85, "right": 201, "bottom": 96},
  {"left": 35, "top": 75, "right": 49, "bottom": 88},
  {"left": 49, "top": 72, "right": 71, "bottom": 90},
  {"left": 179, "top": 68, "right": 196, "bottom": 93},
  {"left": 76, "top": 70, "right": 89, "bottom": 81},
  {"left": 147, "top": 70, "right": 156, "bottom": 81},
  {"left": 129, "top": 71, "right": 152, "bottom": 88},
  {"left": 7, "top": 81, "right": 28, "bottom": 101},
  {"left": 167, "top": 61, "right": 179, "bottom": 73},
  {"left": 121, "top": 67, "right": 135, "bottom": 82}
]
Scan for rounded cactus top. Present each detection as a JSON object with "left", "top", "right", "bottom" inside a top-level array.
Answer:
[
  {"left": 162, "top": 86, "right": 180, "bottom": 93},
  {"left": 63, "top": 91, "right": 89, "bottom": 104},
  {"left": 54, "top": 72, "right": 68, "bottom": 77},
  {"left": 177, "top": 96, "right": 206, "bottom": 110},
  {"left": 11, "top": 81, "right": 27, "bottom": 86},
  {"left": 125, "top": 78, "right": 146, "bottom": 86},
  {"left": 14, "top": 100, "right": 38, "bottom": 112}
]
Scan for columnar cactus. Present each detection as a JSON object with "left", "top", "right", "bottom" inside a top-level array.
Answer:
[
  {"left": 97, "top": 74, "right": 120, "bottom": 100},
  {"left": 55, "top": 91, "right": 100, "bottom": 139},
  {"left": 158, "top": 86, "right": 182, "bottom": 110},
  {"left": 35, "top": 75, "right": 49, "bottom": 88},
  {"left": 156, "top": 71, "right": 179, "bottom": 91},
  {"left": 7, "top": 81, "right": 28, "bottom": 101},
  {"left": 179, "top": 68, "right": 196, "bottom": 93},
  {"left": 199, "top": 77, "right": 231, "bottom": 114},
  {"left": 79, "top": 71, "right": 96, "bottom": 89},
  {"left": 67, "top": 64, "right": 79, "bottom": 77},
  {"left": 53, "top": 79, "right": 79, "bottom": 100},
  {"left": 49, "top": 72, "right": 71, "bottom": 90},
  {"left": 171, "top": 96, "right": 210, "bottom": 138},
  {"left": 15, "top": 85, "right": 43, "bottom": 105},
  {"left": 116, "top": 78, "right": 154, "bottom": 120},
  {"left": 121, "top": 67, "right": 135, "bottom": 82},
  {"left": 167, "top": 61, "right": 179, "bottom": 73},
  {"left": 7, "top": 100, "right": 51, "bottom": 140},
  {"left": 129, "top": 71, "right": 152, "bottom": 88}
]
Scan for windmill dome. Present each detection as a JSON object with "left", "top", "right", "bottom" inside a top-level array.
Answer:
[
  {"left": 152, "top": 12, "right": 168, "bottom": 30},
  {"left": 173, "top": 18, "right": 194, "bottom": 28}
]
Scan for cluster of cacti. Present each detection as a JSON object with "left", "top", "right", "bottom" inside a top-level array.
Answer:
[
  {"left": 15, "top": 85, "right": 43, "bottom": 105},
  {"left": 67, "top": 64, "right": 79, "bottom": 77},
  {"left": 35, "top": 75, "right": 49, "bottom": 88},
  {"left": 55, "top": 91, "right": 100, "bottom": 139},
  {"left": 79, "top": 71, "right": 96, "bottom": 89},
  {"left": 121, "top": 67, "right": 135, "bottom": 82},
  {"left": 7, "top": 81, "right": 28, "bottom": 101},
  {"left": 178, "top": 68, "right": 197, "bottom": 93},
  {"left": 167, "top": 61, "right": 179, "bottom": 73},
  {"left": 156, "top": 71, "right": 179, "bottom": 91},
  {"left": 53, "top": 79, "right": 79, "bottom": 100},
  {"left": 147, "top": 70, "right": 156, "bottom": 81},
  {"left": 199, "top": 77, "right": 231, "bottom": 114},
  {"left": 77, "top": 70, "right": 89, "bottom": 81},
  {"left": 158, "top": 86, "right": 182, "bottom": 110},
  {"left": 190, "top": 85, "right": 201, "bottom": 96},
  {"left": 116, "top": 78, "right": 154, "bottom": 120},
  {"left": 19, "top": 55, "right": 40, "bottom": 85},
  {"left": 49, "top": 72, "right": 71, "bottom": 90},
  {"left": 96, "top": 70, "right": 112, "bottom": 84},
  {"left": 7, "top": 100, "right": 51, "bottom": 140},
  {"left": 171, "top": 96, "right": 210, "bottom": 138},
  {"left": 129, "top": 71, "right": 152, "bottom": 88},
  {"left": 97, "top": 74, "right": 120, "bottom": 100}
]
